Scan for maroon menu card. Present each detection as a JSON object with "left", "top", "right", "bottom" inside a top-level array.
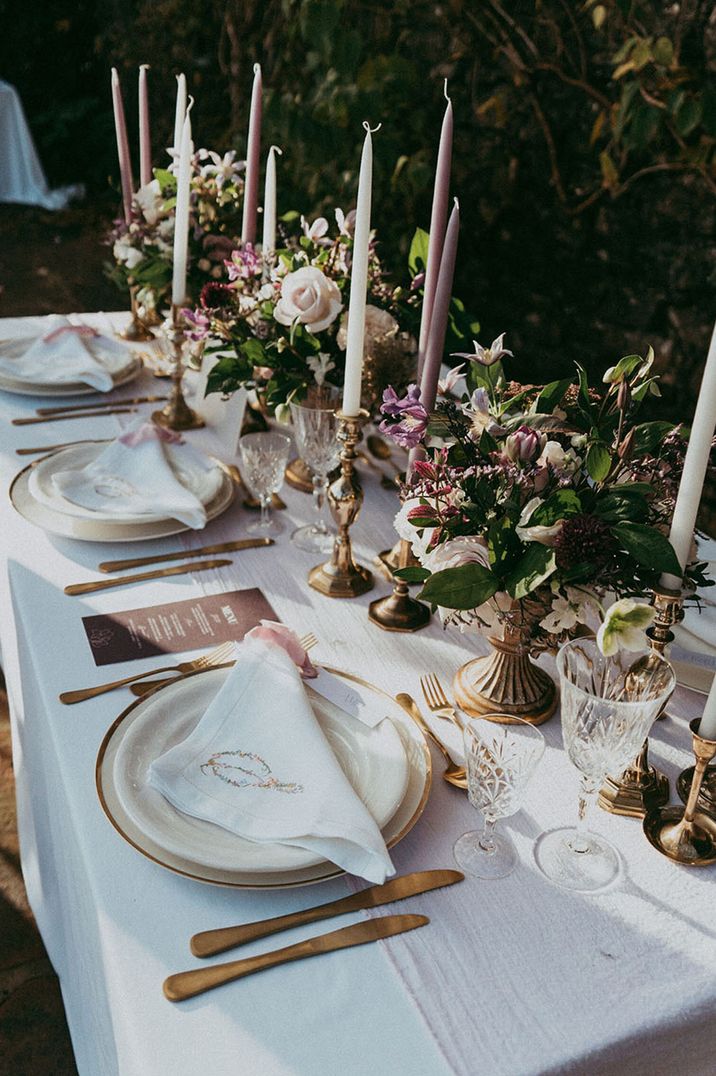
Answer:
[{"left": 81, "top": 588, "right": 277, "bottom": 666}]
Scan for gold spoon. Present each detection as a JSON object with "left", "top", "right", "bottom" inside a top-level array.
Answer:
[
  {"left": 395, "top": 692, "right": 467, "bottom": 789},
  {"left": 367, "top": 434, "right": 403, "bottom": 476}
]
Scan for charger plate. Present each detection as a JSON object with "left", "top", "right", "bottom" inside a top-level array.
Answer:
[
  {"left": 96, "top": 666, "right": 431, "bottom": 889},
  {"left": 0, "top": 353, "right": 142, "bottom": 396},
  {"left": 9, "top": 444, "right": 235, "bottom": 542}
]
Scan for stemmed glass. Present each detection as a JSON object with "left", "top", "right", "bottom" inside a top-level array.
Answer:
[
  {"left": 289, "top": 386, "right": 342, "bottom": 554},
  {"left": 534, "top": 638, "right": 675, "bottom": 893},
  {"left": 239, "top": 431, "right": 291, "bottom": 536},
  {"left": 454, "top": 717, "right": 545, "bottom": 879}
]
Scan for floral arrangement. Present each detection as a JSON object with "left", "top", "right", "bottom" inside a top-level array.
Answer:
[
  {"left": 107, "top": 150, "right": 245, "bottom": 311},
  {"left": 380, "top": 341, "right": 714, "bottom": 650}
]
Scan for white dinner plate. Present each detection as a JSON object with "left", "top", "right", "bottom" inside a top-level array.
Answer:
[
  {"left": 9, "top": 445, "right": 235, "bottom": 542},
  {"left": 96, "top": 666, "right": 432, "bottom": 888},
  {"left": 0, "top": 352, "right": 143, "bottom": 397},
  {"left": 110, "top": 671, "right": 409, "bottom": 873},
  {"left": 28, "top": 441, "right": 225, "bottom": 524}
]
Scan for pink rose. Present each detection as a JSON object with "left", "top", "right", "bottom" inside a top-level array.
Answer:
[
  {"left": 245, "top": 621, "right": 318, "bottom": 679},
  {"left": 273, "top": 266, "right": 343, "bottom": 333}
]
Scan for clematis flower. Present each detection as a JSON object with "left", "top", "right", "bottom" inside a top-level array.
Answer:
[
  {"left": 182, "top": 307, "right": 211, "bottom": 342},
  {"left": 301, "top": 215, "right": 330, "bottom": 242},
  {"left": 452, "top": 332, "right": 513, "bottom": 366},
  {"left": 225, "top": 243, "right": 262, "bottom": 281},
  {"left": 438, "top": 363, "right": 465, "bottom": 397},
  {"left": 379, "top": 395, "right": 429, "bottom": 449},
  {"left": 596, "top": 599, "right": 655, "bottom": 656},
  {"left": 380, "top": 383, "right": 421, "bottom": 417},
  {"left": 335, "top": 207, "right": 356, "bottom": 237},
  {"left": 198, "top": 149, "right": 243, "bottom": 189}
]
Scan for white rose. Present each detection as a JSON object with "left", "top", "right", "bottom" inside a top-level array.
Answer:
[
  {"left": 273, "top": 266, "right": 342, "bottom": 333},
  {"left": 423, "top": 535, "right": 491, "bottom": 574}
]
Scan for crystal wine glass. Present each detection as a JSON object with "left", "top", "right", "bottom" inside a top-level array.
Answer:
[
  {"left": 290, "top": 386, "right": 342, "bottom": 553},
  {"left": 454, "top": 716, "right": 545, "bottom": 879},
  {"left": 239, "top": 431, "right": 291, "bottom": 536},
  {"left": 534, "top": 638, "right": 675, "bottom": 893}
]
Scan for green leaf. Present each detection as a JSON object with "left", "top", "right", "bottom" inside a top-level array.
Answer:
[
  {"left": 603, "top": 353, "right": 643, "bottom": 383},
  {"left": 504, "top": 545, "right": 557, "bottom": 600},
  {"left": 526, "top": 489, "right": 582, "bottom": 526},
  {"left": 652, "top": 36, "right": 673, "bottom": 67},
  {"left": 239, "top": 338, "right": 269, "bottom": 366},
  {"left": 408, "top": 227, "right": 430, "bottom": 278},
  {"left": 586, "top": 441, "right": 612, "bottom": 482},
  {"left": 594, "top": 489, "right": 650, "bottom": 523},
  {"left": 418, "top": 562, "right": 499, "bottom": 611},
  {"left": 536, "top": 378, "right": 572, "bottom": 413},
  {"left": 612, "top": 522, "right": 682, "bottom": 577},
  {"left": 599, "top": 151, "right": 619, "bottom": 190},
  {"left": 632, "top": 420, "right": 675, "bottom": 455},
  {"left": 575, "top": 363, "right": 594, "bottom": 415},
  {"left": 393, "top": 566, "right": 430, "bottom": 583},
  {"left": 675, "top": 96, "right": 702, "bottom": 137}
]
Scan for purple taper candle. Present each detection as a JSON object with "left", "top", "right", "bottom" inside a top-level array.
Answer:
[
  {"left": 416, "top": 81, "right": 453, "bottom": 381},
  {"left": 111, "top": 68, "right": 134, "bottom": 223},
  {"left": 241, "top": 63, "right": 263, "bottom": 245},
  {"left": 138, "top": 65, "right": 151, "bottom": 187}
]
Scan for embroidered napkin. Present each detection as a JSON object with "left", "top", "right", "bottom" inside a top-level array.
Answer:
[
  {"left": 148, "top": 635, "right": 395, "bottom": 884},
  {"left": 51, "top": 419, "right": 222, "bottom": 528},
  {"left": 0, "top": 315, "right": 130, "bottom": 389}
]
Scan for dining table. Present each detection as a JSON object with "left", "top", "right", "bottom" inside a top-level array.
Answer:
[{"left": 1, "top": 309, "right": 715, "bottom": 1076}]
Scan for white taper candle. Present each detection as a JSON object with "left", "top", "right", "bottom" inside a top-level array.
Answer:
[
  {"left": 342, "top": 122, "right": 378, "bottom": 417},
  {"left": 171, "top": 107, "right": 193, "bottom": 306},
  {"left": 698, "top": 669, "right": 716, "bottom": 740},
  {"left": 172, "top": 73, "right": 186, "bottom": 160},
  {"left": 111, "top": 68, "right": 133, "bottom": 223},
  {"left": 262, "top": 145, "right": 282, "bottom": 253}
]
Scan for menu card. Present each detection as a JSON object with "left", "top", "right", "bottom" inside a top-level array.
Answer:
[{"left": 82, "top": 588, "right": 277, "bottom": 666}]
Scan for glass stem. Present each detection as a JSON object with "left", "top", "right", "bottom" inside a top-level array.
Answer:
[
  {"left": 312, "top": 474, "right": 328, "bottom": 534},
  {"left": 571, "top": 776, "right": 597, "bottom": 854},
  {"left": 478, "top": 816, "right": 497, "bottom": 855},
  {"left": 260, "top": 495, "right": 271, "bottom": 530}
]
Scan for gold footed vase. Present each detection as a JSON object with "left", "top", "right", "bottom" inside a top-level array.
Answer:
[{"left": 453, "top": 630, "right": 557, "bottom": 725}]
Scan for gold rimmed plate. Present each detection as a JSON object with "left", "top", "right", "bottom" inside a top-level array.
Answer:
[
  {"left": 0, "top": 352, "right": 143, "bottom": 397},
  {"left": 96, "top": 666, "right": 431, "bottom": 889}
]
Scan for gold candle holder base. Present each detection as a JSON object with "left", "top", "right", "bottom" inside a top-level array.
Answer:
[
  {"left": 119, "top": 284, "right": 155, "bottom": 342},
  {"left": 308, "top": 410, "right": 374, "bottom": 599},
  {"left": 599, "top": 584, "right": 682, "bottom": 817},
  {"left": 374, "top": 537, "right": 424, "bottom": 583},
  {"left": 677, "top": 764, "right": 716, "bottom": 819},
  {"left": 643, "top": 719, "right": 716, "bottom": 866},
  {"left": 368, "top": 539, "right": 431, "bottom": 632},
  {"left": 285, "top": 457, "right": 314, "bottom": 493},
  {"left": 152, "top": 306, "right": 205, "bottom": 432}
]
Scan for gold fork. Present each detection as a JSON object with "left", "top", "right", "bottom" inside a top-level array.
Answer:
[
  {"left": 420, "top": 674, "right": 463, "bottom": 731},
  {"left": 129, "top": 632, "right": 319, "bottom": 697},
  {"left": 59, "top": 640, "right": 237, "bottom": 705}
]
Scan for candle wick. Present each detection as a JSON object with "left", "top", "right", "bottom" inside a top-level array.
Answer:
[
  {"left": 452, "top": 196, "right": 460, "bottom": 210},
  {"left": 253, "top": 62, "right": 261, "bottom": 76},
  {"left": 270, "top": 145, "right": 283, "bottom": 156},
  {"left": 362, "top": 121, "right": 382, "bottom": 135},
  {"left": 443, "top": 78, "right": 450, "bottom": 103},
  {"left": 140, "top": 63, "right": 150, "bottom": 72},
  {"left": 185, "top": 96, "right": 194, "bottom": 116}
]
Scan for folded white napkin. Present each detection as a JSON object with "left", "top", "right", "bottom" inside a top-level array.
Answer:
[
  {"left": 674, "top": 537, "right": 716, "bottom": 656},
  {"left": 0, "top": 315, "right": 130, "bottom": 389},
  {"left": 51, "top": 419, "right": 221, "bottom": 528},
  {"left": 148, "top": 636, "right": 395, "bottom": 883}
]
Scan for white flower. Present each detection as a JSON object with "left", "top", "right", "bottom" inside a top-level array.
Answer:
[
  {"left": 335, "top": 207, "right": 356, "bottom": 236},
  {"left": 453, "top": 332, "right": 513, "bottom": 366},
  {"left": 198, "top": 149, "right": 242, "bottom": 189},
  {"left": 113, "top": 240, "right": 143, "bottom": 271},
  {"left": 597, "top": 599, "right": 655, "bottom": 656},
  {"left": 438, "top": 363, "right": 465, "bottom": 397},
  {"left": 393, "top": 498, "right": 436, "bottom": 561},
  {"left": 516, "top": 496, "right": 564, "bottom": 546},
  {"left": 307, "top": 352, "right": 335, "bottom": 386},
  {"left": 134, "top": 179, "right": 163, "bottom": 226},
  {"left": 462, "top": 387, "right": 492, "bottom": 438},
  {"left": 537, "top": 440, "right": 580, "bottom": 474},
  {"left": 301, "top": 216, "right": 329, "bottom": 242},
  {"left": 273, "top": 266, "right": 343, "bottom": 333},
  {"left": 541, "top": 588, "right": 597, "bottom": 635}
]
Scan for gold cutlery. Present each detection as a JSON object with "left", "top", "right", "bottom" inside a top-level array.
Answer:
[
  {"left": 63, "top": 558, "right": 232, "bottom": 597},
  {"left": 13, "top": 407, "right": 136, "bottom": 426},
  {"left": 164, "top": 913, "right": 429, "bottom": 1001},
  {"left": 130, "top": 632, "right": 318, "bottom": 696},
  {"left": 98, "top": 537, "right": 274, "bottom": 573},
  {"left": 191, "top": 869, "right": 462, "bottom": 958},
  {"left": 59, "top": 640, "right": 236, "bottom": 705},
  {"left": 16, "top": 439, "right": 103, "bottom": 456},
  {"left": 366, "top": 434, "right": 403, "bottom": 476},
  {"left": 35, "top": 394, "right": 167, "bottom": 416},
  {"left": 420, "top": 673, "right": 463, "bottom": 731},
  {"left": 395, "top": 692, "right": 467, "bottom": 789}
]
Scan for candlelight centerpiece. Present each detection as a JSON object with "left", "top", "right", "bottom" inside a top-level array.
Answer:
[{"left": 380, "top": 340, "right": 713, "bottom": 722}]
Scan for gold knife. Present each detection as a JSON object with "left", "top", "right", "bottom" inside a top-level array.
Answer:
[
  {"left": 191, "top": 869, "right": 462, "bottom": 957},
  {"left": 16, "top": 439, "right": 105, "bottom": 456},
  {"left": 13, "top": 407, "right": 136, "bottom": 426},
  {"left": 64, "top": 558, "right": 233, "bottom": 596},
  {"left": 164, "top": 913, "right": 429, "bottom": 1002},
  {"left": 98, "top": 537, "right": 273, "bottom": 573},
  {"left": 35, "top": 394, "right": 167, "bottom": 416}
]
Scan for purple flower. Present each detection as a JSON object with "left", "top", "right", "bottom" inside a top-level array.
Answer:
[
  {"left": 225, "top": 243, "right": 262, "bottom": 282},
  {"left": 182, "top": 307, "right": 211, "bottom": 342},
  {"left": 505, "top": 425, "right": 542, "bottom": 463},
  {"left": 410, "top": 271, "right": 426, "bottom": 291},
  {"left": 380, "top": 383, "right": 422, "bottom": 418},
  {"left": 379, "top": 407, "right": 429, "bottom": 450}
]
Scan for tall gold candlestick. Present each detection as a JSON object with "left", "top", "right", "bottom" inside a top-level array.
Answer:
[
  {"left": 152, "top": 305, "right": 205, "bottom": 432},
  {"left": 644, "top": 718, "right": 716, "bottom": 865},
  {"left": 308, "top": 410, "right": 374, "bottom": 598},
  {"left": 599, "top": 584, "right": 683, "bottom": 817},
  {"left": 119, "top": 282, "right": 154, "bottom": 342}
]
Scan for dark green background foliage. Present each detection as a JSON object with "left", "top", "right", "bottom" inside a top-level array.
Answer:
[{"left": 1, "top": 0, "right": 714, "bottom": 403}]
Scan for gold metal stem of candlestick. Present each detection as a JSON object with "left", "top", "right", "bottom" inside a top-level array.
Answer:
[
  {"left": 643, "top": 719, "right": 716, "bottom": 865},
  {"left": 599, "top": 584, "right": 683, "bottom": 817},
  {"left": 119, "top": 283, "right": 155, "bottom": 342},
  {"left": 308, "top": 410, "right": 374, "bottom": 599},
  {"left": 152, "top": 306, "right": 205, "bottom": 432},
  {"left": 368, "top": 538, "right": 431, "bottom": 632}
]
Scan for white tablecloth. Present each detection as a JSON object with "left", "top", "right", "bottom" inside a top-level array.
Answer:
[
  {"left": 0, "top": 81, "right": 83, "bottom": 209},
  {"left": 1, "top": 312, "right": 715, "bottom": 1076}
]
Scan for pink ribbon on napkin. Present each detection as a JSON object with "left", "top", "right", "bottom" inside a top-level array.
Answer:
[
  {"left": 118, "top": 422, "right": 184, "bottom": 448},
  {"left": 42, "top": 324, "right": 99, "bottom": 345},
  {"left": 245, "top": 622, "right": 318, "bottom": 679}
]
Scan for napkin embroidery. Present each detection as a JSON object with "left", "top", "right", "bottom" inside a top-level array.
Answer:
[
  {"left": 200, "top": 750, "right": 304, "bottom": 794},
  {"left": 92, "top": 474, "right": 140, "bottom": 499}
]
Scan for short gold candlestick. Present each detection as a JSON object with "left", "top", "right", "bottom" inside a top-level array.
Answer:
[
  {"left": 643, "top": 719, "right": 716, "bottom": 865},
  {"left": 119, "top": 283, "right": 155, "bottom": 342},
  {"left": 368, "top": 538, "right": 431, "bottom": 632},
  {"left": 153, "top": 306, "right": 205, "bottom": 432},
  {"left": 308, "top": 409, "right": 374, "bottom": 598},
  {"left": 599, "top": 584, "right": 683, "bottom": 817}
]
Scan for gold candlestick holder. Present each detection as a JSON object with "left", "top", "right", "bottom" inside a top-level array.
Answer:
[
  {"left": 599, "top": 584, "right": 683, "bottom": 817},
  {"left": 153, "top": 306, "right": 205, "bottom": 432},
  {"left": 368, "top": 538, "right": 431, "bottom": 632},
  {"left": 643, "top": 718, "right": 716, "bottom": 865},
  {"left": 308, "top": 409, "right": 374, "bottom": 598},
  {"left": 119, "top": 283, "right": 155, "bottom": 342}
]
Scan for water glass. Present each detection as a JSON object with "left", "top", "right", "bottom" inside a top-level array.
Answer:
[
  {"left": 239, "top": 431, "right": 291, "bottom": 536},
  {"left": 290, "top": 387, "right": 341, "bottom": 553}
]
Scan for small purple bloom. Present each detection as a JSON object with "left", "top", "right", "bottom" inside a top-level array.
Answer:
[
  {"left": 380, "top": 383, "right": 422, "bottom": 418},
  {"left": 379, "top": 403, "right": 429, "bottom": 450},
  {"left": 182, "top": 307, "right": 211, "bottom": 342},
  {"left": 225, "top": 242, "right": 262, "bottom": 282}
]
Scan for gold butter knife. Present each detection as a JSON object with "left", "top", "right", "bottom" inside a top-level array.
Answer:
[
  {"left": 191, "top": 870, "right": 462, "bottom": 958},
  {"left": 13, "top": 407, "right": 136, "bottom": 426},
  {"left": 35, "top": 394, "right": 167, "bottom": 416},
  {"left": 64, "top": 557, "right": 233, "bottom": 596},
  {"left": 98, "top": 537, "right": 273, "bottom": 573},
  {"left": 16, "top": 439, "right": 104, "bottom": 456},
  {"left": 164, "top": 913, "right": 429, "bottom": 1002}
]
